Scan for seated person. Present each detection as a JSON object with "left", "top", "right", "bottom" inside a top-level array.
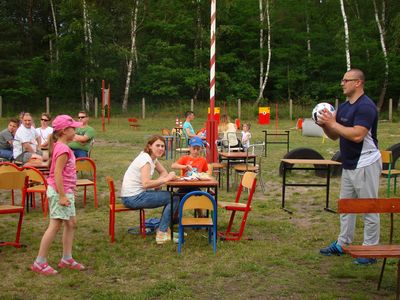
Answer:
[
  {"left": 218, "top": 114, "right": 239, "bottom": 148},
  {"left": 183, "top": 111, "right": 203, "bottom": 142},
  {"left": 0, "top": 118, "right": 18, "bottom": 161},
  {"left": 36, "top": 113, "right": 53, "bottom": 149},
  {"left": 13, "top": 113, "right": 43, "bottom": 163},
  {"left": 68, "top": 111, "right": 95, "bottom": 158},
  {"left": 171, "top": 136, "right": 208, "bottom": 216},
  {"left": 120, "top": 135, "right": 179, "bottom": 245}
]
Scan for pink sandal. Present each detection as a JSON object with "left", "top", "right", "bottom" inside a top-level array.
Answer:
[
  {"left": 31, "top": 261, "right": 58, "bottom": 275},
  {"left": 58, "top": 258, "right": 86, "bottom": 271}
]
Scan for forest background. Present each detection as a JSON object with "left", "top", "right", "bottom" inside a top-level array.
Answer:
[{"left": 1, "top": 0, "right": 400, "bottom": 116}]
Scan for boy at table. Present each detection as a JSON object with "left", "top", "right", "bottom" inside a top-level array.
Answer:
[{"left": 171, "top": 136, "right": 209, "bottom": 216}]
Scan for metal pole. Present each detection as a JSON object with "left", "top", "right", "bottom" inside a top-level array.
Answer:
[
  {"left": 191, "top": 98, "right": 194, "bottom": 111},
  {"left": 238, "top": 98, "right": 241, "bottom": 120},
  {"left": 389, "top": 98, "right": 393, "bottom": 122},
  {"left": 46, "top": 97, "right": 50, "bottom": 114},
  {"left": 94, "top": 97, "right": 98, "bottom": 118},
  {"left": 289, "top": 99, "right": 293, "bottom": 120}
]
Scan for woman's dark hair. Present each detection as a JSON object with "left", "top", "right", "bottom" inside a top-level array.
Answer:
[{"left": 143, "top": 135, "right": 165, "bottom": 156}]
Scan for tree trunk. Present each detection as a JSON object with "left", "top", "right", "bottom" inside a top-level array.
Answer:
[
  {"left": 373, "top": 0, "right": 389, "bottom": 111},
  {"left": 305, "top": 0, "right": 311, "bottom": 58},
  {"left": 256, "top": 0, "right": 271, "bottom": 105},
  {"left": 122, "top": 0, "right": 139, "bottom": 113},
  {"left": 50, "top": 0, "right": 59, "bottom": 62},
  {"left": 82, "top": 0, "right": 94, "bottom": 112},
  {"left": 340, "top": 0, "right": 351, "bottom": 70},
  {"left": 259, "top": 0, "right": 264, "bottom": 92}
]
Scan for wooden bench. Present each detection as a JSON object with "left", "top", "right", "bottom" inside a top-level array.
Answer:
[
  {"left": 128, "top": 118, "right": 140, "bottom": 130},
  {"left": 338, "top": 198, "right": 400, "bottom": 299}
]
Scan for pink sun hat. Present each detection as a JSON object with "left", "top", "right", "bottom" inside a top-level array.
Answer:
[{"left": 52, "top": 115, "right": 82, "bottom": 131}]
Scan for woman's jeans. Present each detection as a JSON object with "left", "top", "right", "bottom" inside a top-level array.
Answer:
[{"left": 122, "top": 190, "right": 179, "bottom": 232}]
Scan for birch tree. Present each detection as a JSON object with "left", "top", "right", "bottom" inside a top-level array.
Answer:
[
  {"left": 49, "top": 0, "right": 59, "bottom": 63},
  {"left": 373, "top": 0, "right": 389, "bottom": 111},
  {"left": 340, "top": 0, "right": 351, "bottom": 70},
  {"left": 256, "top": 0, "right": 271, "bottom": 105},
  {"left": 82, "top": 0, "right": 94, "bottom": 112},
  {"left": 122, "top": 0, "right": 140, "bottom": 113}
]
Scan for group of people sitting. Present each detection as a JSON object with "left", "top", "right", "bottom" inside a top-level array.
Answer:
[
  {"left": 181, "top": 110, "right": 251, "bottom": 151},
  {"left": 0, "top": 111, "right": 95, "bottom": 163}
]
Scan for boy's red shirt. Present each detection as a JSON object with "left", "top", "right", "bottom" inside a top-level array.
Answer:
[{"left": 176, "top": 155, "right": 208, "bottom": 176}]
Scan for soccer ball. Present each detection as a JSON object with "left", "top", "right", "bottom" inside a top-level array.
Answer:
[{"left": 312, "top": 102, "right": 335, "bottom": 122}]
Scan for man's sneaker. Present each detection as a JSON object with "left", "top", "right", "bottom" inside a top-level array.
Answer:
[
  {"left": 319, "top": 241, "right": 344, "bottom": 256},
  {"left": 354, "top": 257, "right": 377, "bottom": 265},
  {"left": 155, "top": 231, "right": 171, "bottom": 244}
]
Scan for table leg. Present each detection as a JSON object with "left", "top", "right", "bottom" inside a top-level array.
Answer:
[
  {"left": 169, "top": 188, "right": 174, "bottom": 241},
  {"left": 281, "top": 163, "right": 292, "bottom": 214},
  {"left": 286, "top": 131, "right": 290, "bottom": 153},
  {"left": 226, "top": 159, "right": 231, "bottom": 192},
  {"left": 324, "top": 165, "right": 336, "bottom": 213}
]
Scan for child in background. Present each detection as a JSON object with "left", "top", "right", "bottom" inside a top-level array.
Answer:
[
  {"left": 31, "top": 115, "right": 85, "bottom": 275},
  {"left": 171, "top": 136, "right": 208, "bottom": 177},
  {"left": 241, "top": 123, "right": 251, "bottom": 151}
]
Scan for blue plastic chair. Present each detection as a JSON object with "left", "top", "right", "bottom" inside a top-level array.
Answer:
[{"left": 177, "top": 191, "right": 217, "bottom": 254}]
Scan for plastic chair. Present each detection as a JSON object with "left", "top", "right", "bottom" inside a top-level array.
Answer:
[
  {"left": 76, "top": 157, "right": 98, "bottom": 208},
  {"left": 381, "top": 150, "right": 400, "bottom": 197},
  {"left": 106, "top": 176, "right": 145, "bottom": 243},
  {"left": 218, "top": 172, "right": 257, "bottom": 241},
  {"left": 21, "top": 166, "right": 48, "bottom": 217},
  {"left": 177, "top": 191, "right": 217, "bottom": 254},
  {"left": 339, "top": 198, "right": 400, "bottom": 299},
  {"left": 0, "top": 171, "right": 28, "bottom": 248},
  {"left": 0, "top": 162, "right": 22, "bottom": 205},
  {"left": 233, "top": 143, "right": 266, "bottom": 193}
]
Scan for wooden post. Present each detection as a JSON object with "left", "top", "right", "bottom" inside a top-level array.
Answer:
[
  {"left": 289, "top": 99, "right": 293, "bottom": 120},
  {"left": 142, "top": 97, "right": 145, "bottom": 119},
  {"left": 0, "top": 96, "right": 2, "bottom": 118},
  {"left": 237, "top": 98, "right": 241, "bottom": 120},
  {"left": 191, "top": 98, "right": 194, "bottom": 111},
  {"left": 335, "top": 98, "right": 339, "bottom": 111},
  {"left": 94, "top": 97, "right": 98, "bottom": 118},
  {"left": 46, "top": 97, "right": 50, "bottom": 114},
  {"left": 389, "top": 98, "right": 393, "bottom": 122}
]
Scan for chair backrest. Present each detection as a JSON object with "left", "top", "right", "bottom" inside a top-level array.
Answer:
[
  {"left": 179, "top": 191, "right": 217, "bottom": 213},
  {"left": 234, "top": 172, "right": 257, "bottom": 205},
  {"left": 21, "top": 166, "right": 47, "bottom": 186},
  {"left": 106, "top": 176, "right": 116, "bottom": 209},
  {"left": 0, "top": 162, "right": 21, "bottom": 172},
  {"left": 338, "top": 198, "right": 400, "bottom": 214},
  {"left": 226, "top": 131, "right": 239, "bottom": 147},
  {"left": 247, "top": 142, "right": 265, "bottom": 157},
  {"left": 380, "top": 150, "right": 393, "bottom": 165},
  {"left": 338, "top": 197, "right": 400, "bottom": 244},
  {"left": 0, "top": 171, "right": 28, "bottom": 207},
  {"left": 162, "top": 128, "right": 171, "bottom": 136},
  {"left": 76, "top": 157, "right": 97, "bottom": 179}
]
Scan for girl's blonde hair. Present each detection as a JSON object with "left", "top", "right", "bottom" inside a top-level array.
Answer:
[{"left": 47, "top": 130, "right": 62, "bottom": 167}]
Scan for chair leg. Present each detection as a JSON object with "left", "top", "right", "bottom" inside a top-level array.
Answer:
[
  {"left": 15, "top": 211, "right": 24, "bottom": 247},
  {"left": 110, "top": 211, "right": 115, "bottom": 243},
  {"left": 237, "top": 210, "right": 250, "bottom": 240},
  {"left": 94, "top": 183, "right": 98, "bottom": 208},
  {"left": 140, "top": 209, "right": 146, "bottom": 238},
  {"left": 83, "top": 187, "right": 87, "bottom": 207}
]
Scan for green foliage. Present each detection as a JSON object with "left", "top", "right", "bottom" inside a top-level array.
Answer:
[{"left": 1, "top": 0, "right": 400, "bottom": 115}]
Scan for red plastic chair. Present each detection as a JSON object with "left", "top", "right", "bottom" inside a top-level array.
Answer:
[
  {"left": 106, "top": 177, "right": 146, "bottom": 243},
  {"left": 22, "top": 166, "right": 48, "bottom": 217},
  {"left": 218, "top": 172, "right": 257, "bottom": 241},
  {"left": 76, "top": 157, "right": 98, "bottom": 208},
  {"left": 0, "top": 171, "right": 28, "bottom": 248}
]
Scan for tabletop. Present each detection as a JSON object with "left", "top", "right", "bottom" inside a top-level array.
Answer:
[
  {"left": 219, "top": 152, "right": 257, "bottom": 159},
  {"left": 281, "top": 159, "right": 341, "bottom": 165},
  {"left": 166, "top": 177, "right": 218, "bottom": 188}
]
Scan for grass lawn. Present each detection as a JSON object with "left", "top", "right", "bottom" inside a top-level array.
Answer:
[{"left": 1, "top": 116, "right": 399, "bottom": 299}]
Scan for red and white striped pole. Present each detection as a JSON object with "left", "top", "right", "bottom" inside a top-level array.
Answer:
[
  {"left": 206, "top": 0, "right": 218, "bottom": 163},
  {"left": 209, "top": 0, "right": 216, "bottom": 119}
]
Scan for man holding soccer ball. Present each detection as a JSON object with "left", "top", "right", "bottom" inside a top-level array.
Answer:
[{"left": 317, "top": 68, "right": 381, "bottom": 265}]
